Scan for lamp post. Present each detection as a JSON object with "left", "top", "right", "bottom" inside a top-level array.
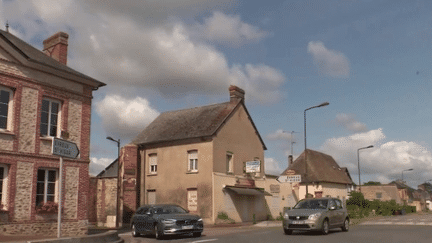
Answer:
[
  {"left": 106, "top": 136, "right": 120, "bottom": 228},
  {"left": 401, "top": 168, "right": 413, "bottom": 183},
  {"left": 304, "top": 102, "right": 329, "bottom": 198},
  {"left": 357, "top": 145, "right": 374, "bottom": 192}
]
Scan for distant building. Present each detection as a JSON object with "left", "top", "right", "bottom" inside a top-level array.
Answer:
[
  {"left": 281, "top": 149, "right": 354, "bottom": 202},
  {"left": 0, "top": 30, "right": 105, "bottom": 236},
  {"left": 360, "top": 184, "right": 402, "bottom": 204}
]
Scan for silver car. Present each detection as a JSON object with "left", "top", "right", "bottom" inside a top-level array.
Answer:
[
  {"left": 282, "top": 198, "right": 349, "bottom": 235},
  {"left": 130, "top": 204, "right": 204, "bottom": 240}
]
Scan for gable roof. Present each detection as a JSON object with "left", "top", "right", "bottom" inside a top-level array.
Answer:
[
  {"left": 0, "top": 29, "right": 105, "bottom": 88},
  {"left": 281, "top": 149, "right": 353, "bottom": 185},
  {"left": 132, "top": 100, "right": 266, "bottom": 149}
]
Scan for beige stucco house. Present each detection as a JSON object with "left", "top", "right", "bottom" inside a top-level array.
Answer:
[
  {"left": 281, "top": 149, "right": 354, "bottom": 203},
  {"left": 118, "top": 86, "right": 272, "bottom": 224}
]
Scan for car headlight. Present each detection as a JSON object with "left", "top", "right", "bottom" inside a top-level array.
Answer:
[
  {"left": 308, "top": 212, "right": 322, "bottom": 220},
  {"left": 161, "top": 219, "right": 176, "bottom": 225},
  {"left": 198, "top": 218, "right": 203, "bottom": 222},
  {"left": 283, "top": 212, "right": 289, "bottom": 219}
]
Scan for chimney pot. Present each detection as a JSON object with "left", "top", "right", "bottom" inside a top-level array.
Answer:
[
  {"left": 288, "top": 155, "right": 293, "bottom": 166},
  {"left": 43, "top": 32, "right": 69, "bottom": 65},
  {"left": 229, "top": 85, "right": 245, "bottom": 103}
]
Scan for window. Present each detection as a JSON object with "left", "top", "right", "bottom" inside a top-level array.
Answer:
[
  {"left": 40, "top": 98, "right": 61, "bottom": 137},
  {"left": 0, "top": 164, "right": 8, "bottom": 208},
  {"left": 149, "top": 154, "right": 157, "bottom": 174},
  {"left": 226, "top": 153, "right": 233, "bottom": 173},
  {"left": 335, "top": 199, "right": 343, "bottom": 209},
  {"left": 187, "top": 150, "right": 198, "bottom": 172},
  {"left": 0, "top": 86, "right": 13, "bottom": 131},
  {"left": 376, "top": 192, "right": 382, "bottom": 199},
  {"left": 36, "top": 169, "right": 58, "bottom": 206}
]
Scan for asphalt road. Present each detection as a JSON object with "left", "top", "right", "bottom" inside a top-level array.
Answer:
[{"left": 120, "top": 225, "right": 432, "bottom": 243}]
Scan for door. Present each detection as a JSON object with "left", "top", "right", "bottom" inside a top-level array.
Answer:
[{"left": 327, "top": 199, "right": 338, "bottom": 226}]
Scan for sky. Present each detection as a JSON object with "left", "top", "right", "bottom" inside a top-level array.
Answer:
[{"left": 1, "top": 0, "right": 432, "bottom": 189}]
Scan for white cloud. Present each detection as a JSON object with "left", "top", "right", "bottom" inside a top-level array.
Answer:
[
  {"left": 307, "top": 41, "right": 350, "bottom": 78},
  {"left": 96, "top": 94, "right": 160, "bottom": 140},
  {"left": 267, "top": 129, "right": 293, "bottom": 140},
  {"left": 265, "top": 157, "right": 284, "bottom": 176},
  {"left": 320, "top": 128, "right": 432, "bottom": 187},
  {"left": 195, "top": 11, "right": 268, "bottom": 46},
  {"left": 334, "top": 113, "right": 368, "bottom": 132},
  {"left": 1, "top": 1, "right": 284, "bottom": 103},
  {"left": 89, "top": 157, "right": 113, "bottom": 176}
]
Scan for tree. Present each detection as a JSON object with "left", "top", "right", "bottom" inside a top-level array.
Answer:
[{"left": 364, "top": 181, "right": 381, "bottom": 186}]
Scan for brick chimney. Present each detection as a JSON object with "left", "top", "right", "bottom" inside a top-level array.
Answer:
[
  {"left": 288, "top": 155, "right": 293, "bottom": 166},
  {"left": 43, "top": 32, "right": 69, "bottom": 65},
  {"left": 229, "top": 85, "right": 245, "bottom": 103}
]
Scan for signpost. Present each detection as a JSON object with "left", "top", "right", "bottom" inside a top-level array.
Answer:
[
  {"left": 52, "top": 138, "right": 79, "bottom": 238},
  {"left": 277, "top": 175, "right": 302, "bottom": 183}
]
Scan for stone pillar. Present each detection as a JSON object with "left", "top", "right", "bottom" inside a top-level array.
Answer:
[{"left": 118, "top": 144, "right": 138, "bottom": 225}]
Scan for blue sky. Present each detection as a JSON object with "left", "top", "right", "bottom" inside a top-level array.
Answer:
[{"left": 2, "top": 0, "right": 432, "bottom": 188}]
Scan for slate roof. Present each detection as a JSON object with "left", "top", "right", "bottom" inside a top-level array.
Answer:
[
  {"left": 0, "top": 29, "right": 105, "bottom": 87},
  {"left": 132, "top": 100, "right": 266, "bottom": 149},
  {"left": 281, "top": 149, "right": 353, "bottom": 185}
]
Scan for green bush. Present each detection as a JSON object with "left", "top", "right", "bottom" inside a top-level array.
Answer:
[
  {"left": 346, "top": 191, "right": 416, "bottom": 219},
  {"left": 217, "top": 211, "right": 229, "bottom": 220}
]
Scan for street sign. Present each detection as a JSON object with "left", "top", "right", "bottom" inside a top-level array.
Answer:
[
  {"left": 277, "top": 175, "right": 302, "bottom": 183},
  {"left": 285, "top": 169, "right": 296, "bottom": 175},
  {"left": 52, "top": 138, "right": 80, "bottom": 159},
  {"left": 245, "top": 161, "right": 261, "bottom": 173}
]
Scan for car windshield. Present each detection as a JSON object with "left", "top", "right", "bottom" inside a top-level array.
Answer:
[
  {"left": 153, "top": 205, "right": 188, "bottom": 214},
  {"left": 294, "top": 200, "right": 328, "bottom": 209}
]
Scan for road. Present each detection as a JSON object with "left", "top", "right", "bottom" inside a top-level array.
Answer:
[{"left": 120, "top": 224, "right": 432, "bottom": 243}]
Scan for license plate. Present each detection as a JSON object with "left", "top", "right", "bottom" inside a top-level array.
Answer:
[
  {"left": 292, "top": 220, "right": 304, "bottom": 224},
  {"left": 182, "top": 225, "right": 194, "bottom": 230}
]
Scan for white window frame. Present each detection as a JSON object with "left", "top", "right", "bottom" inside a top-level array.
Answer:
[
  {"left": 187, "top": 150, "right": 198, "bottom": 172},
  {"left": 0, "top": 86, "right": 13, "bottom": 131},
  {"left": 149, "top": 154, "right": 157, "bottom": 175},
  {"left": 0, "top": 164, "right": 9, "bottom": 209},
  {"left": 226, "top": 152, "right": 234, "bottom": 174},
  {"left": 36, "top": 168, "right": 58, "bottom": 206},
  {"left": 40, "top": 98, "right": 61, "bottom": 137}
]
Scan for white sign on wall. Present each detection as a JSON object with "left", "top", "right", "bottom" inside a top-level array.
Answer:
[
  {"left": 245, "top": 161, "right": 261, "bottom": 173},
  {"left": 187, "top": 190, "right": 197, "bottom": 212}
]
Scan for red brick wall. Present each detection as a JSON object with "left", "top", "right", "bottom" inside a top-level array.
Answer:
[{"left": 120, "top": 144, "right": 138, "bottom": 223}]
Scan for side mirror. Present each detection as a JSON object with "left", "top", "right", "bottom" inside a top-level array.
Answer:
[
  {"left": 146, "top": 211, "right": 152, "bottom": 215},
  {"left": 329, "top": 206, "right": 336, "bottom": 210}
]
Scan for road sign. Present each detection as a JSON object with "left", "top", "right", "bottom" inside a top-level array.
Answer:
[
  {"left": 52, "top": 138, "right": 80, "bottom": 159},
  {"left": 277, "top": 175, "right": 302, "bottom": 183},
  {"left": 285, "top": 169, "right": 296, "bottom": 175}
]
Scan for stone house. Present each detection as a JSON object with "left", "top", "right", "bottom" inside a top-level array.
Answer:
[
  {"left": 281, "top": 149, "right": 354, "bottom": 203},
  {"left": 360, "top": 184, "right": 402, "bottom": 204},
  {"left": 116, "top": 85, "right": 271, "bottom": 225},
  {"left": 0, "top": 29, "right": 105, "bottom": 236}
]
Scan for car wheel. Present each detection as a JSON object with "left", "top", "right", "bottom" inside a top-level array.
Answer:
[
  {"left": 341, "top": 218, "right": 349, "bottom": 232},
  {"left": 155, "top": 224, "right": 164, "bottom": 240},
  {"left": 131, "top": 224, "right": 140, "bottom": 237},
  {"left": 321, "top": 219, "right": 329, "bottom": 235},
  {"left": 284, "top": 228, "right": 293, "bottom": 235},
  {"left": 193, "top": 232, "right": 202, "bottom": 237}
]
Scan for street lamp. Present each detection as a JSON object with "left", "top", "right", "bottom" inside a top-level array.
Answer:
[
  {"left": 106, "top": 136, "right": 120, "bottom": 228},
  {"left": 401, "top": 168, "right": 413, "bottom": 183},
  {"left": 357, "top": 145, "right": 374, "bottom": 192},
  {"left": 304, "top": 102, "right": 329, "bottom": 198}
]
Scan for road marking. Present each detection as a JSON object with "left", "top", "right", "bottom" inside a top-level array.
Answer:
[{"left": 189, "top": 239, "right": 218, "bottom": 243}]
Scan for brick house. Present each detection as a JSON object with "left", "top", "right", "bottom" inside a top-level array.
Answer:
[
  {"left": 360, "top": 184, "right": 402, "bottom": 204},
  {"left": 0, "top": 30, "right": 105, "bottom": 236},
  {"left": 117, "top": 85, "right": 272, "bottom": 225},
  {"left": 281, "top": 149, "right": 354, "bottom": 202}
]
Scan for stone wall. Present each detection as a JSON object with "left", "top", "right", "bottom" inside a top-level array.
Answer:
[
  {"left": 88, "top": 177, "right": 118, "bottom": 227},
  {"left": 0, "top": 219, "right": 88, "bottom": 236},
  {"left": 64, "top": 167, "right": 79, "bottom": 219},
  {"left": 18, "top": 87, "right": 38, "bottom": 153},
  {"left": 13, "top": 161, "right": 34, "bottom": 220}
]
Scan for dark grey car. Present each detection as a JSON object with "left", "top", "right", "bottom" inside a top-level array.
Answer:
[
  {"left": 130, "top": 204, "right": 204, "bottom": 240},
  {"left": 282, "top": 198, "right": 349, "bottom": 235}
]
